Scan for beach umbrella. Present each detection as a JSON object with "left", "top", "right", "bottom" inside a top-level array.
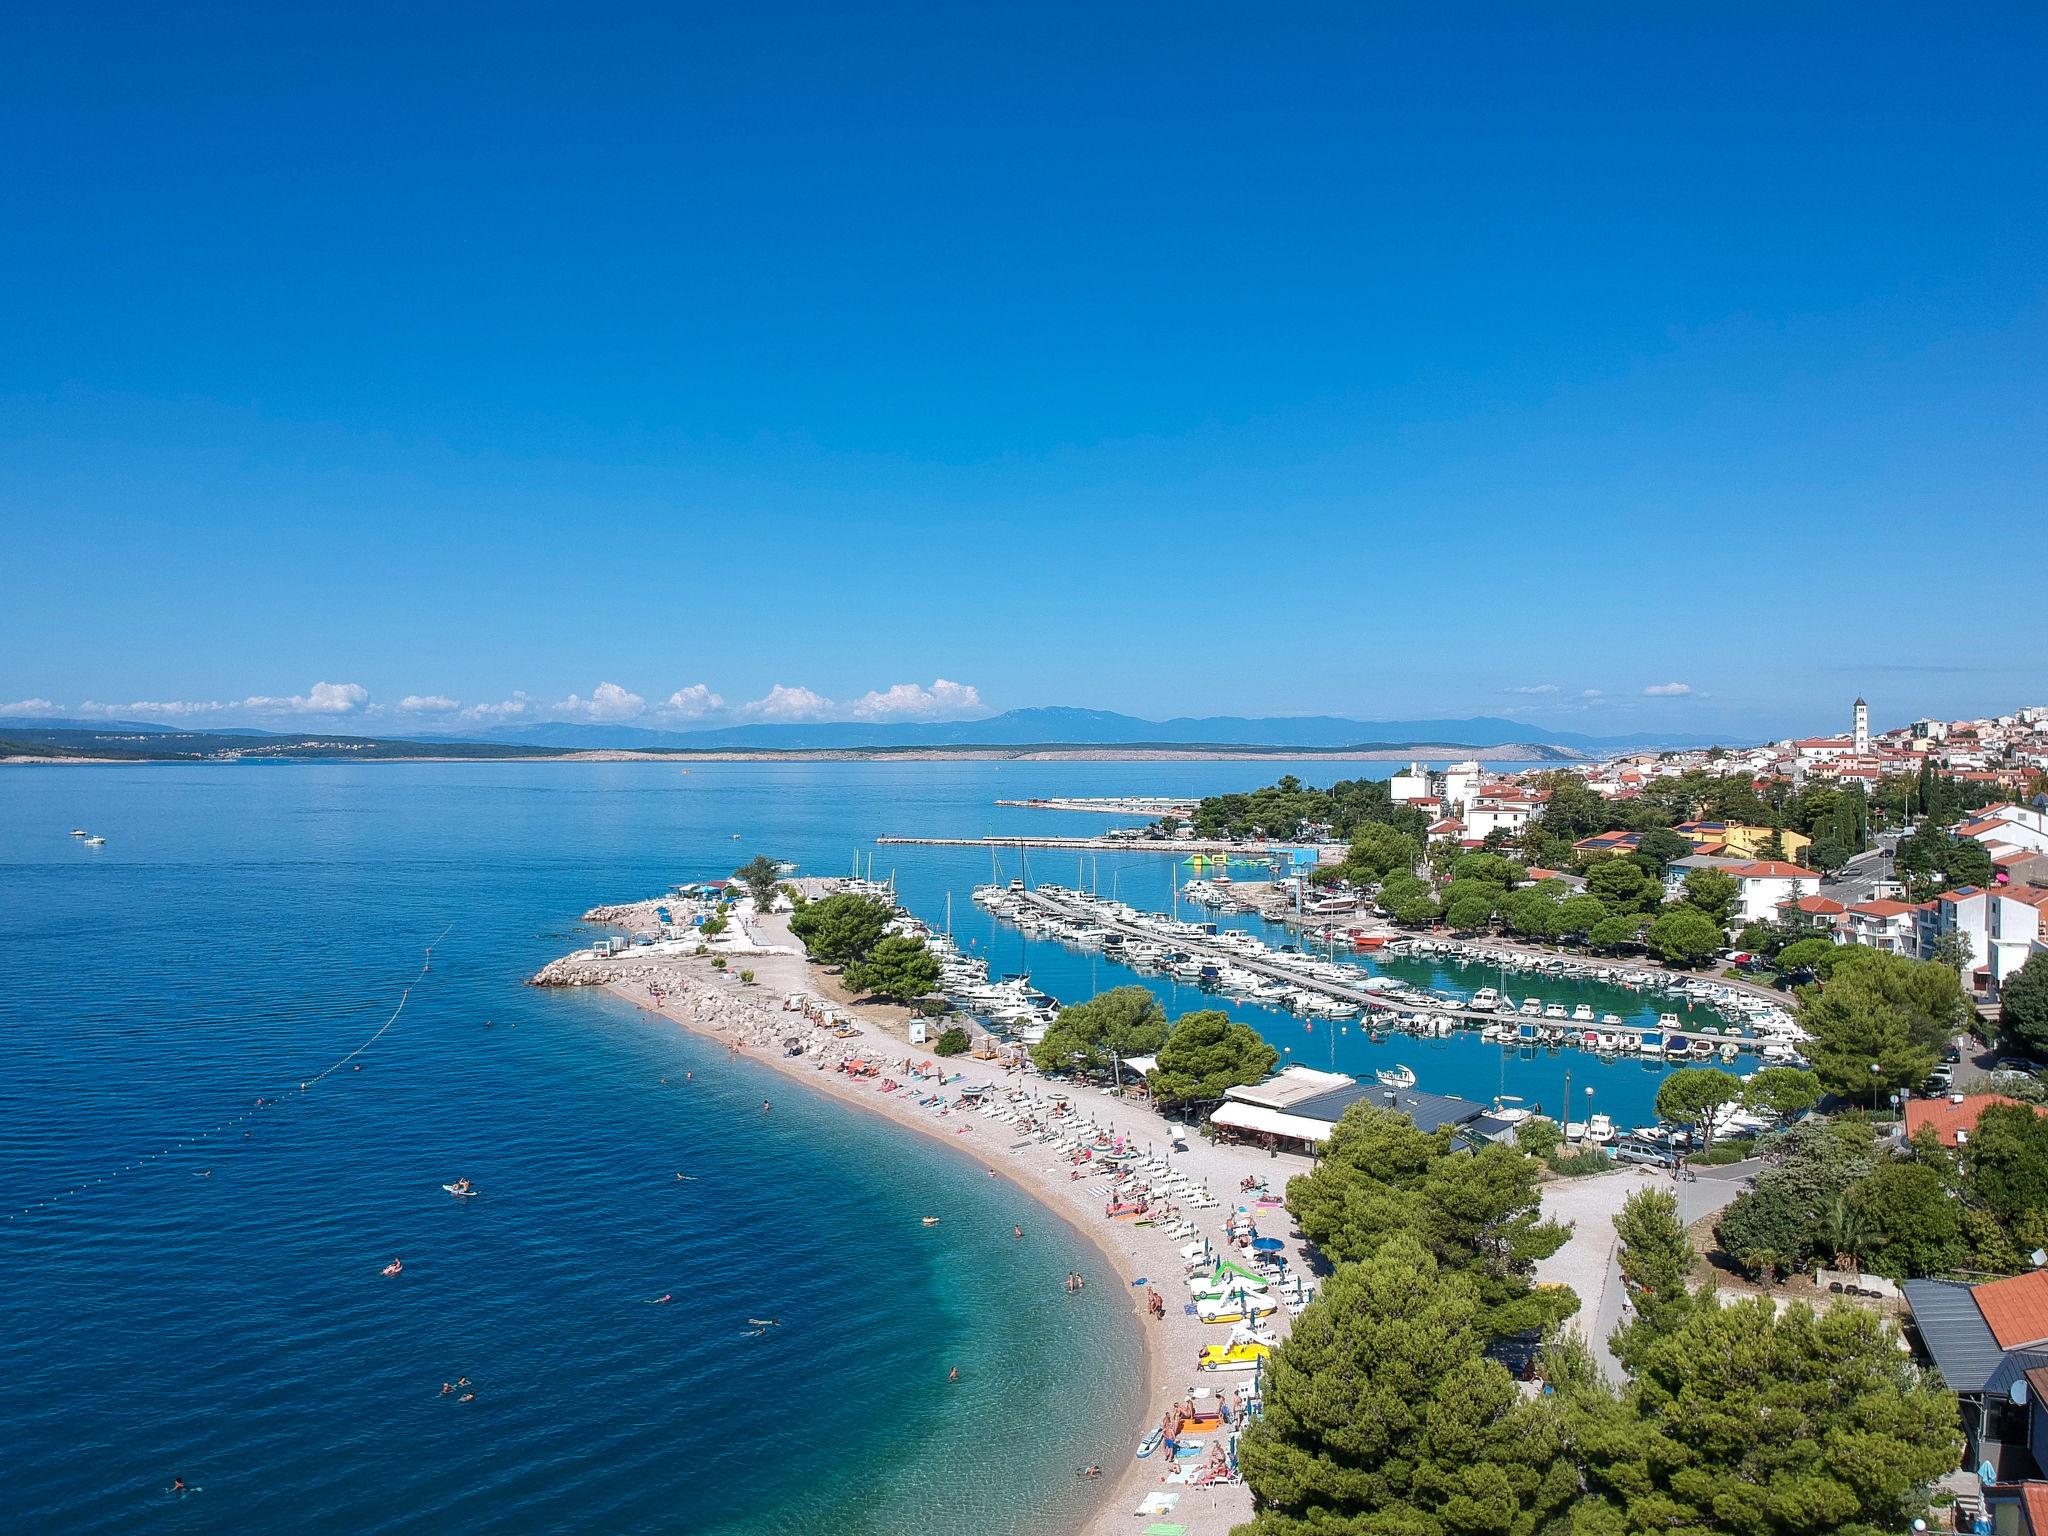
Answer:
[{"left": 1250, "top": 1236, "right": 1284, "bottom": 1252}]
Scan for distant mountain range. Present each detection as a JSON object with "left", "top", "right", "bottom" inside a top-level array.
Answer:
[
  {"left": 0, "top": 706, "right": 1724, "bottom": 756},
  {"left": 419, "top": 707, "right": 1715, "bottom": 754}
]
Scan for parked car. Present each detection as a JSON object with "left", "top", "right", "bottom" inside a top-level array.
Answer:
[{"left": 1612, "top": 1135, "right": 1678, "bottom": 1168}]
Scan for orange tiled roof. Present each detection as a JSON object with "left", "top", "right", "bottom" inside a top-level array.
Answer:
[
  {"left": 1729, "top": 860, "right": 1820, "bottom": 879},
  {"left": 1905, "top": 1094, "right": 2040, "bottom": 1148},
  {"left": 2024, "top": 1482, "right": 2048, "bottom": 1536},
  {"left": 1973, "top": 1267, "right": 2048, "bottom": 1349}
]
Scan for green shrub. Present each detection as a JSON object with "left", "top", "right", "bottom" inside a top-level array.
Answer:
[
  {"left": 933, "top": 1026, "right": 971, "bottom": 1057},
  {"left": 1697, "top": 1141, "right": 1754, "bottom": 1166},
  {"left": 1548, "top": 1150, "right": 1613, "bottom": 1177}
]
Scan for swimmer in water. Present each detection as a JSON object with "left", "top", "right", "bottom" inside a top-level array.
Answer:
[
  {"left": 171, "top": 1477, "right": 187, "bottom": 1494},
  {"left": 459, "top": 1392, "right": 475, "bottom": 1403},
  {"left": 650, "top": 1294, "right": 673, "bottom": 1305},
  {"left": 762, "top": 1100, "right": 771, "bottom": 1114},
  {"left": 1014, "top": 1224, "right": 1024, "bottom": 1240},
  {"left": 441, "top": 1382, "right": 452, "bottom": 1395},
  {"left": 948, "top": 1366, "right": 959, "bottom": 1383}
]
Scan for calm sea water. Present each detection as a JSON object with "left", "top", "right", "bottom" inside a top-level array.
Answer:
[{"left": 0, "top": 758, "right": 1701, "bottom": 1531}]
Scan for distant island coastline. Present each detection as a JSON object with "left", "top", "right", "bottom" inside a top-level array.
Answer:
[{"left": 1, "top": 725, "right": 1583, "bottom": 765}]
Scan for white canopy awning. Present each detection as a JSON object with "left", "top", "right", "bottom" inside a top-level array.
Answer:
[{"left": 1210, "top": 1101, "right": 1334, "bottom": 1144}]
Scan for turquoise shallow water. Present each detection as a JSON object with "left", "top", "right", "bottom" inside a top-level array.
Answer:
[{"left": 0, "top": 758, "right": 1703, "bottom": 1530}]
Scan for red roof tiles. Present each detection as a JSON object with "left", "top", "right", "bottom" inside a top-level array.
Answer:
[
  {"left": 1973, "top": 1268, "right": 2048, "bottom": 1349},
  {"left": 1905, "top": 1094, "right": 2041, "bottom": 1149}
]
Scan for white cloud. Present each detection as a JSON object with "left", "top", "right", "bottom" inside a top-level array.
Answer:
[
  {"left": 77, "top": 698, "right": 229, "bottom": 719},
  {"left": 554, "top": 682, "right": 646, "bottom": 721},
  {"left": 463, "top": 692, "right": 531, "bottom": 720},
  {"left": 742, "top": 683, "right": 834, "bottom": 721},
  {"left": 663, "top": 684, "right": 725, "bottom": 718},
  {"left": 1502, "top": 684, "right": 1559, "bottom": 696},
  {"left": 850, "top": 678, "right": 984, "bottom": 720},
  {"left": 0, "top": 697, "right": 60, "bottom": 715},
  {"left": 398, "top": 694, "right": 459, "bottom": 713},
  {"left": 1643, "top": 682, "right": 1693, "bottom": 697},
  {"left": 238, "top": 681, "right": 369, "bottom": 715},
  {"left": 1582, "top": 688, "right": 1604, "bottom": 698}
]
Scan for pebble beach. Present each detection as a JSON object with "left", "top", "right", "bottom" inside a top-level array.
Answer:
[{"left": 533, "top": 890, "right": 1319, "bottom": 1536}]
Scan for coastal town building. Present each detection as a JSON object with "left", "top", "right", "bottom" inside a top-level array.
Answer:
[
  {"left": 1903, "top": 1094, "right": 2047, "bottom": 1148},
  {"left": 1990, "top": 886, "right": 2048, "bottom": 990},
  {"left": 1919, "top": 888, "right": 1992, "bottom": 979},
  {"left": 1904, "top": 1268, "right": 2048, "bottom": 1480},
  {"left": 1846, "top": 898, "right": 1919, "bottom": 954},
  {"left": 1728, "top": 860, "right": 1822, "bottom": 924}
]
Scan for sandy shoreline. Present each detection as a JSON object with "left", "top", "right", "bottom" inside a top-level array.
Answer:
[{"left": 535, "top": 897, "right": 1308, "bottom": 1535}]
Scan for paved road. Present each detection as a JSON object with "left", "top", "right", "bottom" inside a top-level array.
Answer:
[
  {"left": 1818, "top": 845, "right": 1891, "bottom": 909},
  {"left": 1535, "top": 1164, "right": 1748, "bottom": 1383}
]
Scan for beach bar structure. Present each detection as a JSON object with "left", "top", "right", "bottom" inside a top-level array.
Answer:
[{"left": 1209, "top": 1067, "right": 1494, "bottom": 1155}]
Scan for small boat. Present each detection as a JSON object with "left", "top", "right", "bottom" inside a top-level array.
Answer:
[
  {"left": 1197, "top": 1339, "right": 1271, "bottom": 1371},
  {"left": 83, "top": 835, "right": 106, "bottom": 846},
  {"left": 1571, "top": 1004, "right": 1595, "bottom": 1023},
  {"left": 68, "top": 828, "right": 86, "bottom": 837},
  {"left": 1136, "top": 1428, "right": 1164, "bottom": 1459},
  {"left": 1375, "top": 1064, "right": 1417, "bottom": 1089},
  {"left": 921, "top": 1216, "right": 942, "bottom": 1227},
  {"left": 1196, "top": 1293, "right": 1280, "bottom": 1323},
  {"left": 442, "top": 1181, "right": 478, "bottom": 1198}
]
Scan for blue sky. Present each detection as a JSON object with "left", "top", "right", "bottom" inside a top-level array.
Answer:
[{"left": 2, "top": 3, "right": 2043, "bottom": 741}]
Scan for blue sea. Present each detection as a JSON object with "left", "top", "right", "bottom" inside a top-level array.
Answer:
[{"left": 0, "top": 759, "right": 1709, "bottom": 1531}]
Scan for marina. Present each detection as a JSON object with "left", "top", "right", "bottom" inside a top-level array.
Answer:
[
  {"left": 875, "top": 834, "right": 1318, "bottom": 856},
  {"left": 968, "top": 881, "right": 1809, "bottom": 1065}
]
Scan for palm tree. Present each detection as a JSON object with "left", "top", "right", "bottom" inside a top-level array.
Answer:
[{"left": 1817, "top": 1194, "right": 1867, "bottom": 1271}]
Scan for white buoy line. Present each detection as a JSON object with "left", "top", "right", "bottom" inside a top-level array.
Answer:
[{"left": 3, "top": 924, "right": 455, "bottom": 1225}]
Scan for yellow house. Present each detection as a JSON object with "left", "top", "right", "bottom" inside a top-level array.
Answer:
[{"left": 1674, "top": 822, "right": 1810, "bottom": 861}]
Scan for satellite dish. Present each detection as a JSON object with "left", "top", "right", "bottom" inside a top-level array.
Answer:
[
  {"left": 2012, "top": 1378, "right": 2030, "bottom": 1406},
  {"left": 2033, "top": 1248, "right": 2047, "bottom": 1268}
]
